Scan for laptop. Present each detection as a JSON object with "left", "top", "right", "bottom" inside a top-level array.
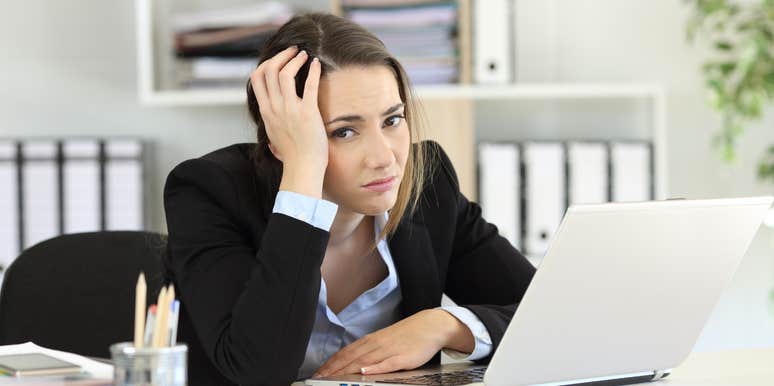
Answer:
[{"left": 306, "top": 196, "right": 773, "bottom": 386}]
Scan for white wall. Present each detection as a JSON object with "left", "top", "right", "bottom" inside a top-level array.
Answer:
[
  {"left": 1, "top": 0, "right": 773, "bottom": 352},
  {"left": 0, "top": 0, "right": 257, "bottom": 233},
  {"left": 503, "top": 0, "right": 774, "bottom": 352}
]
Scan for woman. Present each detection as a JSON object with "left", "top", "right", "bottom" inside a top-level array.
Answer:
[{"left": 163, "top": 12, "right": 535, "bottom": 386}]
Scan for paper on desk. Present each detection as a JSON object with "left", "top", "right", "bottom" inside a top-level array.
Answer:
[{"left": 0, "top": 342, "right": 113, "bottom": 381}]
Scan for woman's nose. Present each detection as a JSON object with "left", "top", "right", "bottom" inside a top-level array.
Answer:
[{"left": 365, "top": 132, "right": 394, "bottom": 169}]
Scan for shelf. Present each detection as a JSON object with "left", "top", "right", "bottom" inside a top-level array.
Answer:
[
  {"left": 134, "top": 0, "right": 668, "bottom": 205},
  {"left": 138, "top": 83, "right": 665, "bottom": 106},
  {"left": 413, "top": 83, "right": 664, "bottom": 100},
  {"left": 135, "top": 0, "right": 664, "bottom": 105}
]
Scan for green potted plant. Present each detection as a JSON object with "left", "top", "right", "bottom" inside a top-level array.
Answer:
[
  {"left": 686, "top": 0, "right": 774, "bottom": 308},
  {"left": 686, "top": 0, "right": 774, "bottom": 165}
]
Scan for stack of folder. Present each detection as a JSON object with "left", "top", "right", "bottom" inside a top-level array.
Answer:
[
  {"left": 0, "top": 138, "right": 147, "bottom": 278},
  {"left": 478, "top": 140, "right": 654, "bottom": 259},
  {"left": 172, "top": 2, "right": 294, "bottom": 89},
  {"left": 342, "top": 0, "right": 461, "bottom": 84}
]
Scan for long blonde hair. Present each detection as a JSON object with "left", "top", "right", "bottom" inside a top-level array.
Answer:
[{"left": 246, "top": 12, "right": 435, "bottom": 247}]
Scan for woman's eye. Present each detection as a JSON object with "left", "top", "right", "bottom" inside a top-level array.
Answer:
[
  {"left": 331, "top": 128, "right": 355, "bottom": 139},
  {"left": 385, "top": 114, "right": 405, "bottom": 127}
]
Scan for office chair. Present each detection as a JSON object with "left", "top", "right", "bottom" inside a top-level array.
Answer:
[{"left": 0, "top": 231, "right": 167, "bottom": 358}]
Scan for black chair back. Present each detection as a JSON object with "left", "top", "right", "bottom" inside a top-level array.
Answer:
[{"left": 0, "top": 231, "right": 166, "bottom": 358}]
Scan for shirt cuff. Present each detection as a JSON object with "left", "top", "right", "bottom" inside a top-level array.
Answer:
[
  {"left": 272, "top": 190, "right": 338, "bottom": 232},
  {"left": 437, "top": 306, "right": 493, "bottom": 361}
]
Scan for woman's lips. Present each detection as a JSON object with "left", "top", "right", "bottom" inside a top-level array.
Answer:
[{"left": 363, "top": 176, "right": 396, "bottom": 192}]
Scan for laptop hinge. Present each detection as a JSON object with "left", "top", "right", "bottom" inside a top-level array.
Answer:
[{"left": 652, "top": 370, "right": 667, "bottom": 381}]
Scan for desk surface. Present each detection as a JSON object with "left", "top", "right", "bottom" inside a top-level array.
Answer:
[
  {"left": 291, "top": 347, "right": 774, "bottom": 386},
  {"left": 3, "top": 347, "right": 771, "bottom": 385},
  {"left": 655, "top": 347, "right": 774, "bottom": 385}
]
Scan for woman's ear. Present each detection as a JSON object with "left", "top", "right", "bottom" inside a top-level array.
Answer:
[{"left": 268, "top": 143, "right": 283, "bottom": 162}]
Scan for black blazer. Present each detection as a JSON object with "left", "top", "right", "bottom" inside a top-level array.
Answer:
[{"left": 163, "top": 141, "right": 535, "bottom": 386}]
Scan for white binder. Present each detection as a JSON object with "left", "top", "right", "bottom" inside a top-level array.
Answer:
[
  {"left": 0, "top": 141, "right": 19, "bottom": 270},
  {"left": 105, "top": 140, "right": 144, "bottom": 231},
  {"left": 472, "top": 0, "right": 513, "bottom": 83},
  {"left": 478, "top": 143, "right": 520, "bottom": 248},
  {"left": 567, "top": 142, "right": 609, "bottom": 205},
  {"left": 523, "top": 142, "right": 565, "bottom": 257},
  {"left": 611, "top": 142, "right": 652, "bottom": 202},
  {"left": 63, "top": 140, "right": 101, "bottom": 234},
  {"left": 21, "top": 141, "right": 60, "bottom": 249}
]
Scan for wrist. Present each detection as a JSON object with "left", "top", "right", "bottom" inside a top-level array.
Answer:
[
  {"left": 283, "top": 153, "right": 328, "bottom": 169},
  {"left": 280, "top": 162, "right": 326, "bottom": 199},
  {"left": 430, "top": 309, "right": 475, "bottom": 353}
]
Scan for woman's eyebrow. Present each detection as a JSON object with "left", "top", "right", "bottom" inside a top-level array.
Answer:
[{"left": 325, "top": 102, "right": 405, "bottom": 125}]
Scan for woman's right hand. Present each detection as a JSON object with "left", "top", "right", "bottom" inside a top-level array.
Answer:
[{"left": 250, "top": 46, "right": 328, "bottom": 198}]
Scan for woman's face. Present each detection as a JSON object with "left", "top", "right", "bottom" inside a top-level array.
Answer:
[{"left": 317, "top": 65, "right": 410, "bottom": 216}]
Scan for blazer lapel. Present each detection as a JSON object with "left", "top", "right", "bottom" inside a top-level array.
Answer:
[{"left": 388, "top": 220, "right": 442, "bottom": 317}]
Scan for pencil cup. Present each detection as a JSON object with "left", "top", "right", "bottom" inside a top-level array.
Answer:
[{"left": 110, "top": 342, "right": 187, "bottom": 386}]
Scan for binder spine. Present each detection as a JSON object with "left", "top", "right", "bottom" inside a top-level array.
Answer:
[
  {"left": 140, "top": 140, "right": 150, "bottom": 231},
  {"left": 15, "top": 142, "right": 24, "bottom": 255},
  {"left": 516, "top": 143, "right": 529, "bottom": 253},
  {"left": 475, "top": 144, "right": 482, "bottom": 204},
  {"left": 648, "top": 142, "right": 655, "bottom": 200},
  {"left": 56, "top": 141, "right": 65, "bottom": 235},
  {"left": 99, "top": 140, "right": 107, "bottom": 231},
  {"left": 562, "top": 142, "right": 570, "bottom": 212},
  {"left": 606, "top": 142, "right": 613, "bottom": 202},
  {"left": 472, "top": 0, "right": 513, "bottom": 83},
  {"left": 104, "top": 138, "right": 146, "bottom": 231}
]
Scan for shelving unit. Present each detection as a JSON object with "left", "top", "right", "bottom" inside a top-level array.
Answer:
[
  {"left": 134, "top": 0, "right": 473, "bottom": 105},
  {"left": 132, "top": 81, "right": 664, "bottom": 105},
  {"left": 134, "top": 0, "right": 668, "bottom": 203}
]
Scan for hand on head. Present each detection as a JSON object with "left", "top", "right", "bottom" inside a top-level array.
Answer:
[{"left": 250, "top": 46, "right": 328, "bottom": 198}]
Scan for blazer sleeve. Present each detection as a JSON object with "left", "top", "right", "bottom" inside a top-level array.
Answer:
[
  {"left": 164, "top": 158, "right": 327, "bottom": 385},
  {"left": 431, "top": 142, "right": 537, "bottom": 364}
]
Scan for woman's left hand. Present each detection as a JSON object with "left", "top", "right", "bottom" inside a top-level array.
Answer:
[{"left": 313, "top": 309, "right": 469, "bottom": 377}]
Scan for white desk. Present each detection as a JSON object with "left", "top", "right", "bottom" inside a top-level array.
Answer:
[
  {"left": 292, "top": 347, "right": 774, "bottom": 386},
  {"left": 7, "top": 347, "right": 766, "bottom": 385},
  {"left": 655, "top": 347, "right": 774, "bottom": 385}
]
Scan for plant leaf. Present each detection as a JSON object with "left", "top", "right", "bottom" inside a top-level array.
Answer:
[{"left": 715, "top": 40, "right": 733, "bottom": 50}]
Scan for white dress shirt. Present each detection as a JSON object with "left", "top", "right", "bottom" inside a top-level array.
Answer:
[{"left": 272, "top": 191, "right": 492, "bottom": 380}]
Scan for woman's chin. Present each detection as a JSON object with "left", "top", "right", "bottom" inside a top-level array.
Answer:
[{"left": 356, "top": 196, "right": 397, "bottom": 216}]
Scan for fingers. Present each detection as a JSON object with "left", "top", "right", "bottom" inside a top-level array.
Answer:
[
  {"left": 329, "top": 350, "right": 386, "bottom": 377},
  {"left": 315, "top": 335, "right": 381, "bottom": 377},
  {"left": 303, "top": 57, "right": 321, "bottom": 105},
  {"left": 361, "top": 356, "right": 405, "bottom": 375},
  {"left": 278, "top": 50, "right": 310, "bottom": 104},
  {"left": 262, "top": 45, "right": 299, "bottom": 113},
  {"left": 249, "top": 65, "right": 270, "bottom": 115},
  {"left": 252, "top": 46, "right": 320, "bottom": 118}
]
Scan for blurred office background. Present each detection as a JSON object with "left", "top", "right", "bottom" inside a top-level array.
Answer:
[{"left": 1, "top": 0, "right": 773, "bottom": 353}]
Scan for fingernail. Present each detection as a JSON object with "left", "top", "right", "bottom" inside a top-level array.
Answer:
[
  {"left": 298, "top": 50, "right": 307, "bottom": 57},
  {"left": 361, "top": 367, "right": 368, "bottom": 374},
  {"left": 289, "top": 45, "right": 298, "bottom": 50}
]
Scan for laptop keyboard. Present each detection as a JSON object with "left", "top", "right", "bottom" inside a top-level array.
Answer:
[{"left": 376, "top": 368, "right": 485, "bottom": 385}]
